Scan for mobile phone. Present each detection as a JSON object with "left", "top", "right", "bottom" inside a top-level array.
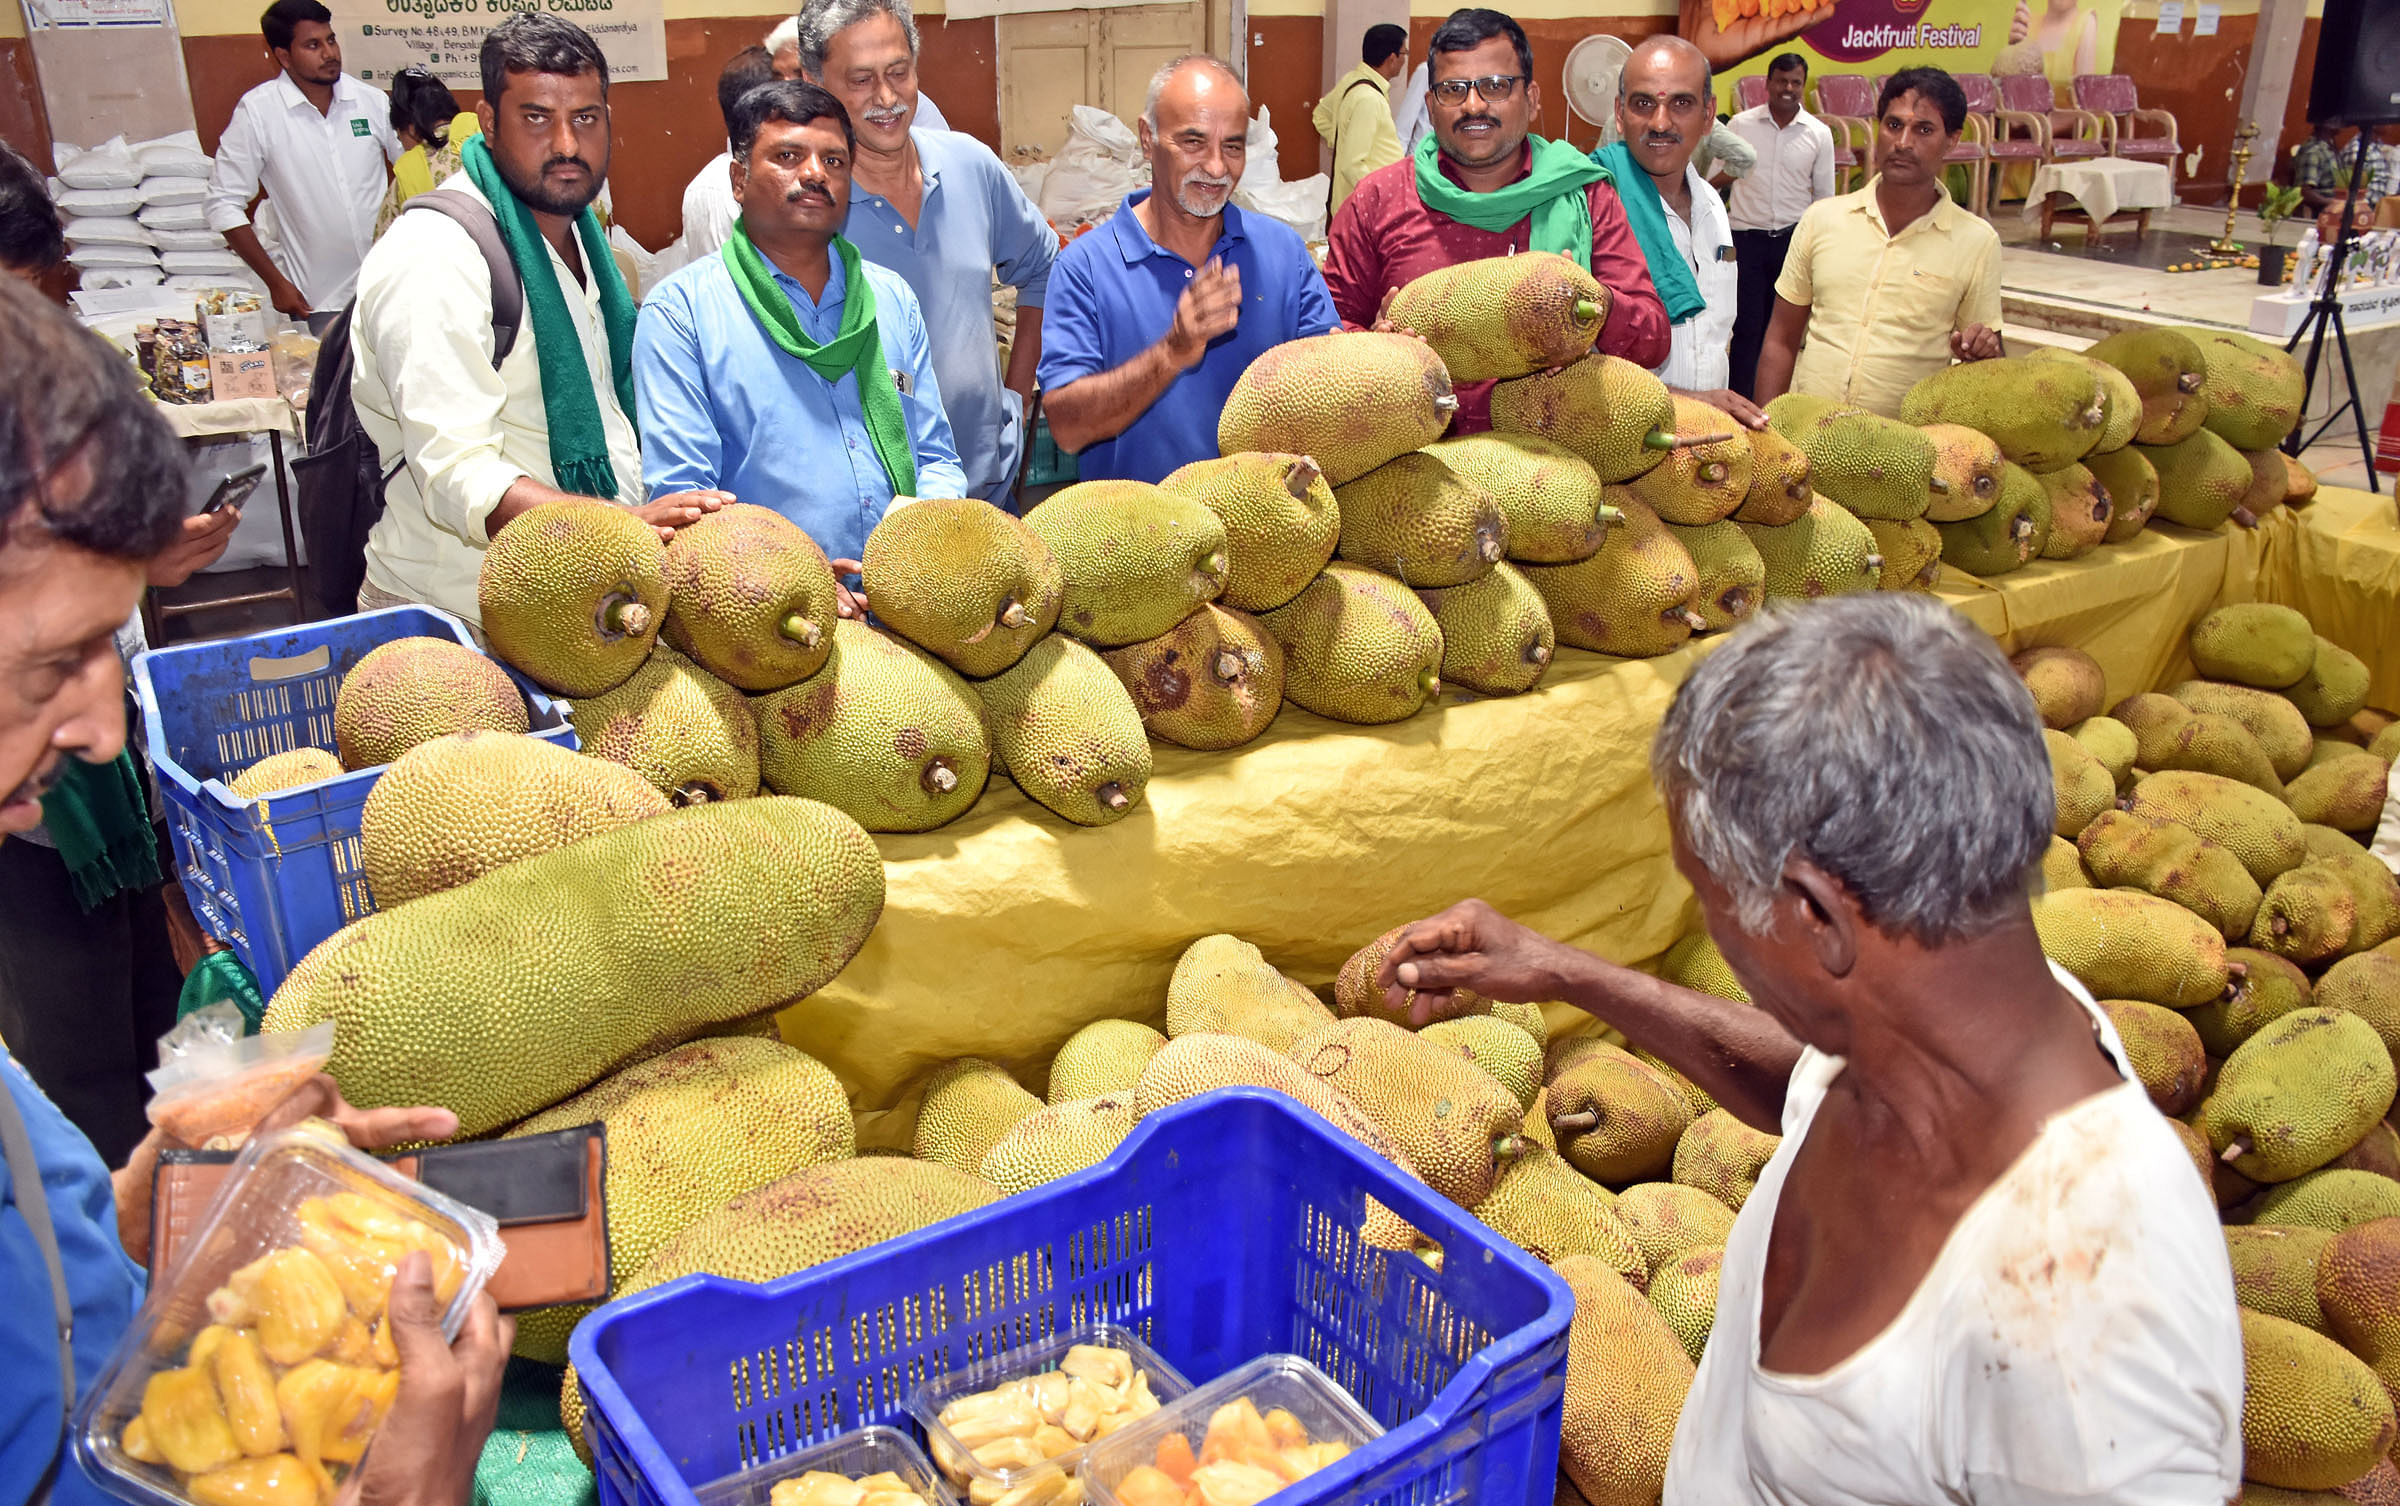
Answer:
[{"left": 200, "top": 462, "right": 267, "bottom": 516}]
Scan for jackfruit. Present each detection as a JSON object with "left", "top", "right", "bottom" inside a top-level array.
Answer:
[
  {"left": 227, "top": 747, "right": 344, "bottom": 799},
  {"left": 2304, "top": 824, "right": 2371, "bottom": 861},
  {"left": 1663, "top": 520, "right": 1766, "bottom": 628},
  {"left": 1742, "top": 493, "right": 1883, "bottom": 599},
  {"left": 1672, "top": 1108, "right": 1780, "bottom": 1210},
  {"left": 2068, "top": 715, "right": 2138, "bottom": 788},
  {"left": 479, "top": 501, "right": 667, "bottom": 697},
  {"left": 2152, "top": 709, "right": 2289, "bottom": 795},
  {"left": 2190, "top": 949, "right": 2316, "bottom": 1056},
  {"left": 978, "top": 1094, "right": 1137, "bottom": 1193},
  {"left": 208, "top": 1328, "right": 284, "bottom": 1457},
  {"left": 2379, "top": 725, "right": 2400, "bottom": 763},
  {"left": 1766, "top": 399, "right": 1936, "bottom": 520},
  {"left": 1526, "top": 497, "right": 1706, "bottom": 654},
  {"left": 2316, "top": 1216, "right": 2400, "bottom": 1431},
  {"left": 1540, "top": 1038, "right": 1693, "bottom": 1183},
  {"left": 2227, "top": 1224, "right": 2336, "bottom": 1332},
  {"left": 499, "top": 1037, "right": 853, "bottom": 1363},
  {"left": 2250, "top": 862, "right": 2384, "bottom": 967},
  {"left": 2026, "top": 347, "right": 2144, "bottom": 454},
  {"left": 2076, "top": 809, "right": 2263, "bottom": 940},
  {"left": 2040, "top": 834, "right": 2092, "bottom": 891},
  {"left": 1629, "top": 1048, "right": 1715, "bottom": 1119},
  {"left": 1494, "top": 998, "right": 1550, "bottom": 1046},
  {"left": 1647, "top": 1244, "right": 1722, "bottom": 1364},
  {"left": 1166, "top": 935, "right": 1335, "bottom": 1054},
  {"left": 1736, "top": 423, "right": 1814, "bottom": 526},
  {"left": 1660, "top": 932, "right": 1750, "bottom": 1003},
  {"left": 2033, "top": 463, "right": 2113, "bottom": 559},
  {"left": 1611, "top": 1182, "right": 1737, "bottom": 1275},
  {"left": 1258, "top": 563, "right": 1444, "bottom": 723},
  {"left": 1863, "top": 517, "right": 1942, "bottom": 592},
  {"left": 1218, "top": 332, "right": 1459, "bottom": 485},
  {"left": 2015, "top": 645, "right": 2107, "bottom": 729},
  {"left": 978, "top": 634, "right": 1151, "bottom": 826},
  {"left": 2170, "top": 1117, "right": 2216, "bottom": 1190},
  {"left": 1469, "top": 1141, "right": 1648, "bottom": 1284},
  {"left": 1384, "top": 250, "right": 1608, "bottom": 381},
  {"left": 211, "top": 1247, "right": 346, "bottom": 1366},
  {"left": 1935, "top": 461, "right": 2049, "bottom": 576},
  {"left": 2030, "top": 888, "right": 2229, "bottom": 1007},
  {"left": 1900, "top": 355, "right": 2109, "bottom": 472},
  {"left": 2084, "top": 326, "right": 2209, "bottom": 445},
  {"left": 1131, "top": 1032, "right": 1418, "bottom": 1178},
  {"left": 2094, "top": 998, "right": 2207, "bottom": 1114},
  {"left": 1048, "top": 1020, "right": 1167, "bottom": 1103},
  {"left": 260, "top": 798, "right": 884, "bottom": 1136},
  {"left": 2287, "top": 756, "right": 2392, "bottom": 836},
  {"left": 2085, "top": 446, "right": 2161, "bottom": 541},
  {"left": 1918, "top": 423, "right": 2003, "bottom": 522},
  {"left": 2200, "top": 1009, "right": 2396, "bottom": 1181},
  {"left": 1334, "top": 923, "right": 1490, "bottom": 1027},
  {"left": 1489, "top": 355, "right": 1678, "bottom": 484},
  {"left": 2189, "top": 603, "right": 2316, "bottom": 689},
  {"left": 2251, "top": 1168, "right": 2400, "bottom": 1231},
  {"left": 753, "top": 619, "right": 990, "bottom": 832},
  {"left": 2121, "top": 769, "right": 2307, "bottom": 885},
  {"left": 2171, "top": 680, "right": 2315, "bottom": 781},
  {"left": 658, "top": 504, "right": 838, "bottom": 692},
  {"left": 2332, "top": 1121, "right": 2400, "bottom": 1187},
  {"left": 2236, "top": 1308, "right": 2397, "bottom": 1490},
  {"left": 1427, "top": 434, "right": 1613, "bottom": 564},
  {"left": 1027, "top": 481, "right": 1230, "bottom": 646},
  {"left": 1418, "top": 562, "right": 1556, "bottom": 695},
  {"left": 2046, "top": 729, "right": 2117, "bottom": 839},
  {"left": 186, "top": 1455, "right": 322, "bottom": 1506},
  {"left": 1289, "top": 1016, "right": 1526, "bottom": 1207},
  {"left": 274, "top": 1360, "right": 398, "bottom": 1470},
  {"left": 1102, "top": 602, "right": 1284, "bottom": 750},
  {"left": 2324, "top": 854, "right": 2400, "bottom": 949},
  {"left": 2285, "top": 641, "right": 2371, "bottom": 730},
  {"left": 2136, "top": 429, "right": 2252, "bottom": 530},
  {"left": 861, "top": 499, "right": 1062, "bottom": 678},
  {"left": 2317, "top": 949, "right": 2400, "bottom": 1078},
  {"left": 2241, "top": 447, "right": 2291, "bottom": 523},
  {"left": 913, "top": 1059, "right": 1041, "bottom": 1171},
  {"left": 2309, "top": 740, "right": 2376, "bottom": 773},
  {"left": 1159, "top": 453, "right": 1338, "bottom": 613},
  {"left": 332, "top": 637, "right": 529, "bottom": 771},
  {"left": 1330, "top": 452, "right": 1509, "bottom": 590},
  {"left": 1553, "top": 1255, "right": 1693, "bottom": 1506},
  {"left": 568, "top": 647, "right": 758, "bottom": 805},
  {"left": 1424, "top": 1017, "right": 1540, "bottom": 1110},
  {"left": 1622, "top": 397, "right": 1752, "bottom": 525},
  {"left": 136, "top": 1365, "right": 241, "bottom": 1475},
  {"left": 2186, "top": 328, "right": 2308, "bottom": 451},
  {"left": 359, "top": 730, "right": 667, "bottom": 906}
]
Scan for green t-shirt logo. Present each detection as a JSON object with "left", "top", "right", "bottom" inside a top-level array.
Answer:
[{"left": 350, "top": 117, "right": 371, "bottom": 136}]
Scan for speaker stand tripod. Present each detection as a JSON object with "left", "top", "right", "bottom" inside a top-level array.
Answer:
[{"left": 2282, "top": 129, "right": 2382, "bottom": 494}]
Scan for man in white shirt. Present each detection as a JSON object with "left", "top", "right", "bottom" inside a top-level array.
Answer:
[
  {"left": 1613, "top": 35, "right": 1749, "bottom": 425},
  {"left": 350, "top": 13, "right": 726, "bottom": 626},
  {"left": 1373, "top": 593, "right": 2243, "bottom": 1506},
  {"left": 205, "top": 0, "right": 401, "bottom": 318},
  {"left": 1723, "top": 51, "right": 1833, "bottom": 399},
  {"left": 765, "top": 12, "right": 949, "bottom": 130},
  {"left": 1393, "top": 58, "right": 1431, "bottom": 157},
  {"left": 679, "top": 45, "right": 778, "bottom": 264}
]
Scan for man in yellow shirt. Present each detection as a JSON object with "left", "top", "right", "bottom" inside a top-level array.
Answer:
[
  {"left": 1752, "top": 66, "right": 2002, "bottom": 419},
  {"left": 1315, "top": 24, "right": 1407, "bottom": 217}
]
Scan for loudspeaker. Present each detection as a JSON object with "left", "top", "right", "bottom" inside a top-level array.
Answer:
[{"left": 2309, "top": 0, "right": 2400, "bottom": 126}]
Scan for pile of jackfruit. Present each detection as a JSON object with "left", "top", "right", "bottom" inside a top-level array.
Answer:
[{"left": 2021, "top": 606, "right": 2400, "bottom": 1501}]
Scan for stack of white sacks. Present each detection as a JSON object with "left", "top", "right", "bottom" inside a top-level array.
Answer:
[{"left": 53, "top": 132, "right": 263, "bottom": 294}]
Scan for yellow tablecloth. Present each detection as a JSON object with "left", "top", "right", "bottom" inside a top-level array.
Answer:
[{"left": 786, "top": 488, "right": 2400, "bottom": 1148}]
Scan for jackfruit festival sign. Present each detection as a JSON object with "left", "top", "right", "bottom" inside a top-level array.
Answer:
[
  {"left": 1681, "top": 0, "right": 2127, "bottom": 99},
  {"left": 329, "top": 0, "right": 668, "bottom": 87}
]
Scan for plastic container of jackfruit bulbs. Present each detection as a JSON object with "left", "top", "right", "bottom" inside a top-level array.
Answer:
[
  {"left": 905, "top": 1322, "right": 1195, "bottom": 1505},
  {"left": 1076, "top": 1354, "right": 1384, "bottom": 1506},
  {"left": 694, "top": 1425, "right": 960, "bottom": 1506},
  {"left": 72, "top": 1121, "right": 505, "bottom": 1506}
]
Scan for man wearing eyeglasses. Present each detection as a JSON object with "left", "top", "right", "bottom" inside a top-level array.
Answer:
[{"left": 1320, "top": 7, "right": 1669, "bottom": 434}]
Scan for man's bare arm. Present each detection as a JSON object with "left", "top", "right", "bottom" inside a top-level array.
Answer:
[{"left": 1751, "top": 296, "right": 1810, "bottom": 406}]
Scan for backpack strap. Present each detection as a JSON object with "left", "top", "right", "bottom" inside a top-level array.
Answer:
[
  {"left": 402, "top": 189, "right": 525, "bottom": 365},
  {"left": 1326, "top": 76, "right": 1384, "bottom": 218}
]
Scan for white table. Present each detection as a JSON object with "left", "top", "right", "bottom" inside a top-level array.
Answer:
[{"left": 2023, "top": 158, "right": 2176, "bottom": 242}]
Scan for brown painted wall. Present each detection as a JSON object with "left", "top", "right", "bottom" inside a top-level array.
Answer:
[
  {"left": 1409, "top": 14, "right": 1673, "bottom": 151},
  {"left": 0, "top": 39, "right": 51, "bottom": 174},
  {"left": 1247, "top": 16, "right": 1326, "bottom": 183},
  {"left": 2105, "top": 12, "right": 2320, "bottom": 210}
]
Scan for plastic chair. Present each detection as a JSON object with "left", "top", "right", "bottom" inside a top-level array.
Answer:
[
  {"left": 1974, "top": 73, "right": 2050, "bottom": 206},
  {"left": 1735, "top": 75, "right": 1767, "bottom": 113},
  {"left": 1813, "top": 74, "right": 1879, "bottom": 193},
  {"left": 1999, "top": 73, "right": 2109, "bottom": 164},
  {"left": 2072, "top": 73, "right": 2181, "bottom": 176}
]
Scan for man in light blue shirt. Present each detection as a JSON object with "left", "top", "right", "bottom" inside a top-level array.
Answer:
[
  {"left": 634, "top": 80, "right": 967, "bottom": 588},
  {"left": 801, "top": 0, "right": 1056, "bottom": 506}
]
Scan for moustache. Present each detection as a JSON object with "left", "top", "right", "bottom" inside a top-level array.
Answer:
[
  {"left": 1644, "top": 131, "right": 1682, "bottom": 147},
  {"left": 784, "top": 182, "right": 835, "bottom": 204},
  {"left": 543, "top": 156, "right": 592, "bottom": 175}
]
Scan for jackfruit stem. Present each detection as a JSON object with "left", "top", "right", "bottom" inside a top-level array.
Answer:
[
  {"left": 1287, "top": 456, "right": 1324, "bottom": 496},
  {"left": 1491, "top": 1134, "right": 1528, "bottom": 1163},
  {"left": 1479, "top": 535, "right": 1503, "bottom": 562},
  {"left": 1527, "top": 641, "right": 1551, "bottom": 665},
  {"left": 2220, "top": 1134, "right": 2252, "bottom": 1164},
  {"left": 998, "top": 599, "right": 1028, "bottom": 630},
  {"left": 1550, "top": 1110, "right": 1599, "bottom": 1133},
  {"left": 1213, "top": 651, "right": 1246, "bottom": 684},
  {"left": 671, "top": 783, "right": 717, "bottom": 807},
  {"left": 1096, "top": 782, "right": 1130, "bottom": 812},
  {"left": 2177, "top": 371, "right": 2203, "bottom": 393},
  {"left": 1678, "top": 608, "right": 1708, "bottom": 631},
  {"left": 2009, "top": 515, "right": 2035, "bottom": 542},
  {"left": 598, "top": 595, "right": 652, "bottom": 640},
  {"left": 2231, "top": 506, "right": 2259, "bottom": 529},
  {"left": 1573, "top": 298, "right": 1603, "bottom": 323},
  {"left": 1641, "top": 428, "right": 1677, "bottom": 451},
  {"left": 1670, "top": 430, "right": 1739, "bottom": 450},
  {"left": 1433, "top": 394, "right": 1461, "bottom": 415},
  {"left": 1596, "top": 505, "right": 1626, "bottom": 526},
  {"left": 922, "top": 758, "right": 958, "bottom": 794},
  {"left": 1201, "top": 550, "right": 1228, "bottom": 577},
  {"left": 1928, "top": 477, "right": 1952, "bottom": 494},
  {"left": 779, "top": 613, "right": 822, "bottom": 649},
  {"left": 1698, "top": 462, "right": 1728, "bottom": 485},
  {"left": 1418, "top": 668, "right": 1442, "bottom": 700}
]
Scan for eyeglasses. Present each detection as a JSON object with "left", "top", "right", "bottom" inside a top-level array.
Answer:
[{"left": 1430, "top": 74, "right": 1527, "bottom": 106}]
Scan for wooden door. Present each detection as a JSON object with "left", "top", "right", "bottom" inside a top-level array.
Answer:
[{"left": 997, "top": 3, "right": 1206, "bottom": 156}]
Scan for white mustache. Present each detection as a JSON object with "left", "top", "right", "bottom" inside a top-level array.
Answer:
[{"left": 1183, "top": 173, "right": 1233, "bottom": 193}]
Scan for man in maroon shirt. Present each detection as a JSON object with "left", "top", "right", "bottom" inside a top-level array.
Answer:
[{"left": 1322, "top": 7, "right": 1670, "bottom": 433}]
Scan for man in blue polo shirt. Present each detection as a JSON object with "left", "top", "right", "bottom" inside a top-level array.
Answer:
[{"left": 1038, "top": 54, "right": 1340, "bottom": 484}]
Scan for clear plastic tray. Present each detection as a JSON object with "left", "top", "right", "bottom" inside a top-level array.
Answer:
[
  {"left": 72, "top": 1123, "right": 506, "bottom": 1506},
  {"left": 694, "top": 1425, "right": 959, "bottom": 1506},
  {"left": 1078, "top": 1354, "right": 1385, "bottom": 1506},
  {"left": 906, "top": 1322, "right": 1193, "bottom": 1505}
]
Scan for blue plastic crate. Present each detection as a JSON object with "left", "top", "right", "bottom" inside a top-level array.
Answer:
[
  {"left": 572, "top": 1089, "right": 1573, "bottom": 1506},
  {"left": 131, "top": 606, "right": 575, "bottom": 999},
  {"left": 1024, "top": 411, "right": 1079, "bottom": 488}
]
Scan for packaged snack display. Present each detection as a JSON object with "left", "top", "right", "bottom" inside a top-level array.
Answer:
[
  {"left": 74, "top": 1125, "right": 504, "bottom": 1506},
  {"left": 1079, "top": 1356, "right": 1382, "bottom": 1506},
  {"left": 695, "top": 1426, "right": 955, "bottom": 1506},
  {"left": 148, "top": 319, "right": 211, "bottom": 405},
  {"left": 908, "top": 1325, "right": 1191, "bottom": 1505},
  {"left": 144, "top": 1017, "right": 335, "bottom": 1150},
  {"left": 194, "top": 287, "right": 267, "bottom": 350}
]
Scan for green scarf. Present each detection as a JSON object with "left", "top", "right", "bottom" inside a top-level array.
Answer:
[
  {"left": 722, "top": 225, "right": 916, "bottom": 499},
  {"left": 1589, "top": 140, "right": 1708, "bottom": 326},
  {"left": 37, "top": 751, "right": 161, "bottom": 912},
  {"left": 177, "top": 949, "right": 265, "bottom": 1035},
  {"left": 460, "top": 135, "right": 638, "bottom": 502},
  {"left": 1413, "top": 133, "right": 1603, "bottom": 270}
]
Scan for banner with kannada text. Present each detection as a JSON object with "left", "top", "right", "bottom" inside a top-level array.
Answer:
[{"left": 328, "top": 0, "right": 667, "bottom": 88}]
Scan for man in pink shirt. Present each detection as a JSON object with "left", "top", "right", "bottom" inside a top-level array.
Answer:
[{"left": 1322, "top": 7, "right": 1670, "bottom": 433}]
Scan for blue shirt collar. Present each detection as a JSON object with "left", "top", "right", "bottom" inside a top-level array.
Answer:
[
  {"left": 764, "top": 237, "right": 850, "bottom": 314},
  {"left": 1106, "top": 189, "right": 1251, "bottom": 265}
]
